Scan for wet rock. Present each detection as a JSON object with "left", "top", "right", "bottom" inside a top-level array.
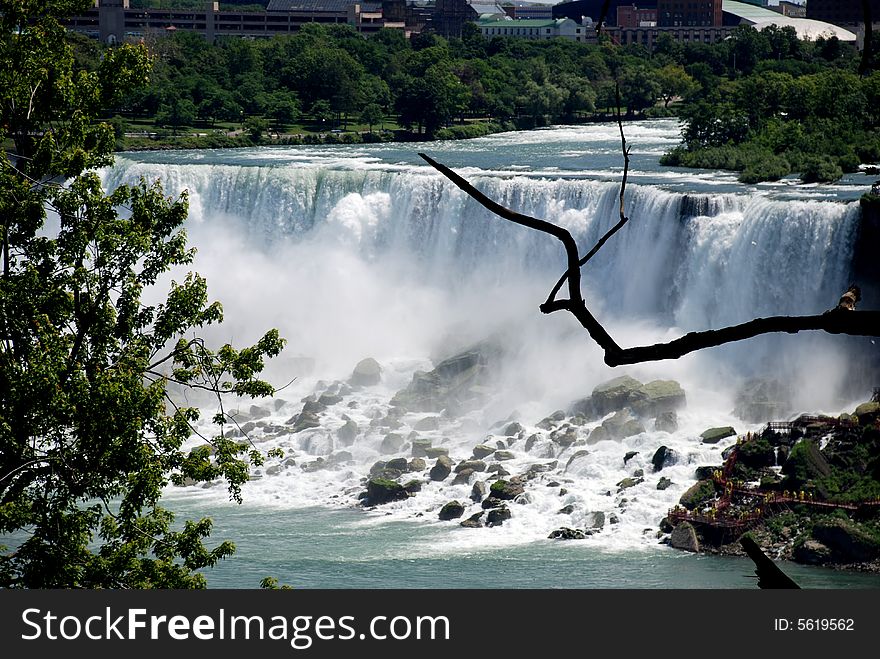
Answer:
[
  {"left": 700, "top": 426, "right": 736, "bottom": 444},
  {"left": 472, "top": 444, "right": 496, "bottom": 459},
  {"left": 617, "top": 477, "right": 644, "bottom": 491},
  {"left": 490, "top": 479, "right": 524, "bottom": 500},
  {"left": 241, "top": 421, "right": 257, "bottom": 434},
  {"left": 694, "top": 466, "right": 719, "bottom": 480},
  {"left": 670, "top": 522, "right": 700, "bottom": 552},
  {"left": 362, "top": 478, "right": 410, "bottom": 506},
  {"left": 494, "top": 450, "right": 515, "bottom": 461},
  {"left": 654, "top": 410, "right": 678, "bottom": 433},
  {"left": 636, "top": 380, "right": 687, "bottom": 416},
  {"left": 651, "top": 445, "right": 678, "bottom": 472},
  {"left": 301, "top": 399, "right": 327, "bottom": 415},
  {"left": 414, "top": 416, "right": 441, "bottom": 431},
  {"left": 854, "top": 401, "right": 880, "bottom": 424},
  {"left": 390, "top": 344, "right": 499, "bottom": 414},
  {"left": 525, "top": 434, "right": 540, "bottom": 452},
  {"left": 350, "top": 358, "right": 382, "bottom": 386},
  {"left": 452, "top": 468, "right": 475, "bottom": 485},
  {"left": 590, "top": 375, "right": 648, "bottom": 416},
  {"left": 429, "top": 455, "right": 454, "bottom": 481},
  {"left": 471, "top": 481, "right": 488, "bottom": 503},
  {"left": 679, "top": 480, "right": 716, "bottom": 510},
  {"left": 327, "top": 451, "right": 353, "bottom": 465},
  {"left": 424, "top": 447, "right": 450, "bottom": 459},
  {"left": 659, "top": 517, "right": 674, "bottom": 534},
  {"left": 558, "top": 504, "right": 575, "bottom": 515},
  {"left": 623, "top": 450, "right": 639, "bottom": 464},
  {"left": 438, "top": 501, "right": 465, "bottom": 521},
  {"left": 291, "top": 411, "right": 321, "bottom": 433},
  {"left": 794, "top": 540, "right": 833, "bottom": 565},
  {"left": 602, "top": 410, "right": 646, "bottom": 440},
  {"left": 318, "top": 393, "right": 343, "bottom": 407},
  {"left": 408, "top": 457, "right": 427, "bottom": 472},
  {"left": 657, "top": 477, "right": 673, "bottom": 491},
  {"left": 503, "top": 421, "right": 523, "bottom": 436},
  {"left": 486, "top": 506, "right": 511, "bottom": 526},
  {"left": 385, "top": 457, "right": 410, "bottom": 473},
  {"left": 781, "top": 439, "right": 831, "bottom": 489},
  {"left": 249, "top": 405, "right": 271, "bottom": 418},
  {"left": 481, "top": 496, "right": 504, "bottom": 509},
  {"left": 454, "top": 460, "right": 487, "bottom": 473},
  {"left": 608, "top": 513, "right": 619, "bottom": 525},
  {"left": 380, "top": 433, "right": 405, "bottom": 454},
  {"left": 369, "top": 461, "right": 387, "bottom": 477},
  {"left": 811, "top": 519, "right": 880, "bottom": 563},
  {"left": 265, "top": 465, "right": 282, "bottom": 476},
  {"left": 549, "top": 527, "right": 586, "bottom": 540},
  {"left": 587, "top": 426, "right": 610, "bottom": 445},
  {"left": 460, "top": 512, "right": 484, "bottom": 528},
  {"left": 336, "top": 419, "right": 358, "bottom": 446},
  {"left": 411, "top": 438, "right": 433, "bottom": 457},
  {"left": 403, "top": 480, "right": 422, "bottom": 494},
  {"left": 552, "top": 429, "right": 578, "bottom": 447}
]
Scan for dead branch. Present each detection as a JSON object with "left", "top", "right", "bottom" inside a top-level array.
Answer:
[{"left": 417, "top": 138, "right": 880, "bottom": 367}]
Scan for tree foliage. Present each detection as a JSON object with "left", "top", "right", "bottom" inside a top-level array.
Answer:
[{"left": 0, "top": 0, "right": 284, "bottom": 588}]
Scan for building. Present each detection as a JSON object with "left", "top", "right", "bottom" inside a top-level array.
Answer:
[
  {"left": 617, "top": 4, "right": 657, "bottom": 28},
  {"left": 657, "top": 0, "right": 722, "bottom": 28},
  {"left": 610, "top": 24, "right": 733, "bottom": 48},
  {"left": 806, "top": 0, "right": 880, "bottom": 27},
  {"left": 772, "top": 2, "right": 806, "bottom": 19},
  {"left": 430, "top": 0, "right": 506, "bottom": 37},
  {"left": 553, "top": 0, "right": 645, "bottom": 27},
  {"left": 477, "top": 17, "right": 593, "bottom": 40},
  {"left": 61, "top": 0, "right": 424, "bottom": 43},
  {"left": 502, "top": 3, "right": 555, "bottom": 20},
  {"left": 722, "top": 1, "right": 857, "bottom": 41}
]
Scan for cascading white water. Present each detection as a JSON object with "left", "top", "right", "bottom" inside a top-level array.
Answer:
[{"left": 99, "top": 125, "right": 875, "bottom": 569}]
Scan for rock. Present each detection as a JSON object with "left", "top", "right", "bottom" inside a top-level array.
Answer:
[
  {"left": 811, "top": 519, "right": 880, "bottom": 563},
  {"left": 694, "top": 466, "right": 719, "bottom": 480},
  {"left": 657, "top": 477, "right": 673, "bottom": 491},
  {"left": 369, "top": 461, "right": 387, "bottom": 476},
  {"left": 318, "top": 393, "right": 342, "bottom": 407},
  {"left": 301, "top": 399, "right": 327, "bottom": 415},
  {"left": 350, "top": 358, "right": 382, "bottom": 386},
  {"left": 536, "top": 417, "right": 557, "bottom": 430},
  {"left": 454, "top": 460, "right": 487, "bottom": 473},
  {"left": 678, "top": 480, "right": 716, "bottom": 510},
  {"left": 733, "top": 378, "right": 792, "bottom": 423},
  {"left": 414, "top": 416, "right": 441, "bottom": 431},
  {"left": 452, "top": 468, "right": 475, "bottom": 485},
  {"left": 524, "top": 461, "right": 557, "bottom": 476},
  {"left": 489, "top": 479, "right": 524, "bottom": 500},
  {"left": 336, "top": 419, "right": 358, "bottom": 446},
  {"left": 781, "top": 439, "right": 831, "bottom": 489},
  {"left": 481, "top": 496, "right": 504, "bottom": 509},
  {"left": 651, "top": 445, "right": 678, "bottom": 472},
  {"left": 552, "top": 429, "right": 578, "bottom": 447},
  {"left": 659, "top": 517, "right": 674, "bottom": 533},
  {"left": 429, "top": 455, "right": 453, "bottom": 481},
  {"left": 327, "top": 451, "right": 353, "bottom": 465},
  {"left": 636, "top": 380, "right": 687, "bottom": 416},
  {"left": 249, "top": 405, "right": 271, "bottom": 418},
  {"left": 363, "top": 478, "right": 410, "bottom": 506},
  {"left": 424, "top": 447, "right": 449, "bottom": 459},
  {"left": 503, "top": 421, "right": 523, "bottom": 436},
  {"left": 460, "top": 512, "right": 484, "bottom": 528},
  {"left": 411, "top": 438, "right": 433, "bottom": 457},
  {"left": 794, "top": 539, "right": 833, "bottom": 565},
  {"left": 486, "top": 506, "right": 511, "bottom": 526},
  {"left": 601, "top": 409, "right": 646, "bottom": 440},
  {"left": 589, "top": 511, "right": 606, "bottom": 529},
  {"left": 654, "top": 410, "right": 678, "bottom": 433},
  {"left": 590, "top": 375, "right": 648, "bottom": 416},
  {"left": 616, "top": 477, "right": 643, "bottom": 490},
  {"left": 623, "top": 451, "right": 639, "bottom": 464},
  {"left": 380, "top": 433, "right": 405, "bottom": 454},
  {"left": 471, "top": 481, "right": 488, "bottom": 503},
  {"left": 586, "top": 426, "right": 610, "bottom": 445},
  {"left": 608, "top": 513, "right": 619, "bottom": 525},
  {"left": 265, "top": 465, "right": 282, "bottom": 476},
  {"left": 854, "top": 401, "right": 880, "bottom": 424},
  {"left": 549, "top": 527, "right": 587, "bottom": 540},
  {"left": 525, "top": 434, "right": 540, "bottom": 452},
  {"left": 700, "top": 426, "right": 736, "bottom": 444},
  {"left": 558, "top": 504, "right": 575, "bottom": 515},
  {"left": 385, "top": 457, "right": 410, "bottom": 473},
  {"left": 241, "top": 421, "right": 257, "bottom": 434},
  {"left": 408, "top": 457, "right": 427, "bottom": 472},
  {"left": 291, "top": 411, "right": 321, "bottom": 433},
  {"left": 273, "top": 399, "right": 287, "bottom": 410},
  {"left": 633, "top": 468, "right": 644, "bottom": 477},
  {"left": 472, "top": 444, "right": 496, "bottom": 459},
  {"left": 438, "top": 501, "right": 465, "bottom": 521},
  {"left": 494, "top": 450, "right": 515, "bottom": 461},
  {"left": 390, "top": 344, "right": 499, "bottom": 414},
  {"left": 403, "top": 480, "right": 422, "bottom": 494},
  {"left": 670, "top": 522, "right": 700, "bottom": 552},
  {"left": 565, "top": 450, "right": 590, "bottom": 471}
]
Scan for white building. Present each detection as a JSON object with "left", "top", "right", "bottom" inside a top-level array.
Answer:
[{"left": 477, "top": 17, "right": 589, "bottom": 41}]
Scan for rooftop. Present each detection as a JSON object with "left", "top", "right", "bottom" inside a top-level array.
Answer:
[{"left": 722, "top": 0, "right": 857, "bottom": 41}]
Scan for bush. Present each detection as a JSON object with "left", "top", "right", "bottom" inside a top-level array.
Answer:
[
  {"left": 739, "top": 153, "right": 791, "bottom": 183},
  {"left": 800, "top": 155, "right": 843, "bottom": 183}
]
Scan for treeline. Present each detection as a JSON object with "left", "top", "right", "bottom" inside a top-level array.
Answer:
[
  {"left": 79, "top": 21, "right": 879, "bottom": 180},
  {"left": 659, "top": 25, "right": 880, "bottom": 183}
]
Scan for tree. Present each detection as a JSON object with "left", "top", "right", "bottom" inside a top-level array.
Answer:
[
  {"left": 155, "top": 97, "right": 197, "bottom": 134},
  {"left": 359, "top": 103, "right": 384, "bottom": 133},
  {"left": 244, "top": 115, "right": 270, "bottom": 140},
  {"left": 0, "top": 1, "right": 284, "bottom": 588},
  {"left": 656, "top": 64, "right": 697, "bottom": 109}
]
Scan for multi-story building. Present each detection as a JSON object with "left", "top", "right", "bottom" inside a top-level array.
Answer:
[
  {"left": 61, "top": 0, "right": 426, "bottom": 43},
  {"left": 772, "top": 2, "right": 805, "bottom": 19},
  {"left": 617, "top": 4, "right": 658, "bottom": 28},
  {"left": 553, "top": 0, "right": 644, "bottom": 27},
  {"left": 657, "top": 0, "right": 722, "bottom": 27},
  {"left": 477, "top": 17, "right": 594, "bottom": 41},
  {"left": 806, "top": 0, "right": 880, "bottom": 27},
  {"left": 502, "top": 3, "right": 555, "bottom": 20}
]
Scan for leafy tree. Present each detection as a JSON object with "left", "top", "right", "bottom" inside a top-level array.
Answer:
[
  {"left": 656, "top": 64, "right": 697, "bottom": 109},
  {"left": 156, "top": 97, "right": 197, "bottom": 134},
  {"left": 0, "top": 0, "right": 283, "bottom": 588},
  {"left": 359, "top": 103, "right": 384, "bottom": 133},
  {"left": 309, "top": 99, "right": 334, "bottom": 129},
  {"left": 262, "top": 90, "right": 300, "bottom": 131},
  {"left": 243, "top": 115, "right": 270, "bottom": 140}
]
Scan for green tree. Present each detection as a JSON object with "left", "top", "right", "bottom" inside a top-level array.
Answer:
[
  {"left": 0, "top": 0, "right": 284, "bottom": 588},
  {"left": 156, "top": 97, "right": 197, "bottom": 134},
  {"left": 656, "top": 64, "right": 697, "bottom": 109},
  {"left": 359, "top": 103, "right": 384, "bottom": 133},
  {"left": 243, "top": 115, "right": 270, "bottom": 140}
]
